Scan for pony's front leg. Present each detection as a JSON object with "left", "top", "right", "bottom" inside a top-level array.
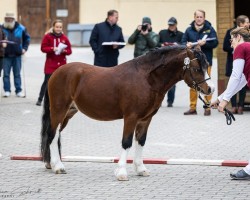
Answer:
[
  {"left": 134, "top": 141, "right": 150, "bottom": 176},
  {"left": 50, "top": 131, "right": 66, "bottom": 174},
  {"left": 115, "top": 148, "right": 130, "bottom": 181},
  {"left": 115, "top": 118, "right": 137, "bottom": 181}
]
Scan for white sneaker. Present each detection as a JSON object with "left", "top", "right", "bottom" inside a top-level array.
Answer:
[
  {"left": 16, "top": 92, "right": 25, "bottom": 98},
  {"left": 3, "top": 91, "right": 10, "bottom": 97}
]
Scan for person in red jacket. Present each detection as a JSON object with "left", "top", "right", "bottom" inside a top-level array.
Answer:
[{"left": 36, "top": 19, "right": 72, "bottom": 106}]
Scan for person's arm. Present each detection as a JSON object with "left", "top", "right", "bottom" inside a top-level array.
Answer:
[
  {"left": 63, "top": 37, "right": 72, "bottom": 55},
  {"left": 41, "top": 35, "right": 54, "bottom": 53},
  {"left": 223, "top": 29, "right": 233, "bottom": 53},
  {"left": 128, "top": 29, "right": 140, "bottom": 44},
  {"left": 22, "top": 27, "right": 31, "bottom": 53},
  {"left": 89, "top": 25, "right": 99, "bottom": 54},
  {"left": 117, "top": 28, "right": 125, "bottom": 50},
  {"left": 202, "top": 27, "right": 218, "bottom": 49},
  {"left": 0, "top": 28, "right": 7, "bottom": 48},
  {"left": 218, "top": 59, "right": 247, "bottom": 102},
  {"left": 144, "top": 32, "right": 159, "bottom": 48},
  {"left": 181, "top": 29, "right": 188, "bottom": 45},
  {"left": 158, "top": 31, "right": 164, "bottom": 46}
]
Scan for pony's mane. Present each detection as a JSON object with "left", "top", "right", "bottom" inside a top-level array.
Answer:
[
  {"left": 144, "top": 45, "right": 186, "bottom": 60},
  {"left": 193, "top": 49, "right": 208, "bottom": 71},
  {"left": 128, "top": 45, "right": 208, "bottom": 73},
  {"left": 132, "top": 45, "right": 186, "bottom": 72},
  {"left": 148, "top": 45, "right": 186, "bottom": 55}
]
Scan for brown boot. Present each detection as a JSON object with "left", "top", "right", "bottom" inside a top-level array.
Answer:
[
  {"left": 184, "top": 109, "right": 197, "bottom": 115},
  {"left": 204, "top": 109, "right": 211, "bottom": 116},
  {"left": 230, "top": 107, "right": 237, "bottom": 114},
  {"left": 237, "top": 107, "right": 243, "bottom": 115}
]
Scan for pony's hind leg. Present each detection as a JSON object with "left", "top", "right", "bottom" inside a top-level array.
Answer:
[
  {"left": 59, "top": 102, "right": 78, "bottom": 132},
  {"left": 48, "top": 101, "right": 74, "bottom": 174},
  {"left": 48, "top": 104, "right": 77, "bottom": 172},
  {"left": 133, "top": 118, "right": 152, "bottom": 177},
  {"left": 49, "top": 130, "right": 66, "bottom": 174}
]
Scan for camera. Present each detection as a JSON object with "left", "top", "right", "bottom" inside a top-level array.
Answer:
[{"left": 141, "top": 24, "right": 148, "bottom": 31}]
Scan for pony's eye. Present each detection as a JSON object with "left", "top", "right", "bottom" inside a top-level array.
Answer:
[{"left": 193, "top": 68, "right": 202, "bottom": 72}]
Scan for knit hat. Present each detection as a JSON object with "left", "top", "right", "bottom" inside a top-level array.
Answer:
[
  {"left": 5, "top": 12, "right": 15, "bottom": 19},
  {"left": 142, "top": 17, "right": 151, "bottom": 25},
  {"left": 168, "top": 17, "right": 177, "bottom": 25}
]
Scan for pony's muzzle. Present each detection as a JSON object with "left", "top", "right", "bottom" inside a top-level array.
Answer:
[
  {"left": 199, "top": 84, "right": 214, "bottom": 95},
  {"left": 205, "top": 73, "right": 215, "bottom": 95},
  {"left": 207, "top": 82, "right": 215, "bottom": 94}
]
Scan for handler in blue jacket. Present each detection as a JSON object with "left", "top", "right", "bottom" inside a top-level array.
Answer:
[
  {"left": 89, "top": 10, "right": 125, "bottom": 67},
  {"left": 181, "top": 9, "right": 218, "bottom": 116}
]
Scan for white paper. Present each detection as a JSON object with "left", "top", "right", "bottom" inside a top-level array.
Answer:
[
  {"left": 55, "top": 42, "right": 68, "bottom": 55},
  {"left": 202, "top": 34, "right": 208, "bottom": 41},
  {"left": 191, "top": 37, "right": 216, "bottom": 46},
  {"left": 102, "top": 42, "right": 126, "bottom": 46}
]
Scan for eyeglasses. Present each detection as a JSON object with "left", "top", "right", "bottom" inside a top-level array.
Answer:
[{"left": 229, "top": 38, "right": 235, "bottom": 43}]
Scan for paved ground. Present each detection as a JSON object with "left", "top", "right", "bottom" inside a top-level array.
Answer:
[{"left": 0, "top": 45, "right": 250, "bottom": 200}]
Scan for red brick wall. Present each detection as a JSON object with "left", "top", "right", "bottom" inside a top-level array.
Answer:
[{"left": 216, "top": 0, "right": 234, "bottom": 95}]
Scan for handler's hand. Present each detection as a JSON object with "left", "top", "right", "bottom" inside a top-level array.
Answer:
[
  {"left": 217, "top": 100, "right": 228, "bottom": 113},
  {"left": 197, "top": 39, "right": 206, "bottom": 46},
  {"left": 186, "top": 42, "right": 193, "bottom": 49},
  {"left": 210, "top": 99, "right": 219, "bottom": 109}
]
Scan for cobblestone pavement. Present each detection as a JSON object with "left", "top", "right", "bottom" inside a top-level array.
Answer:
[{"left": 0, "top": 45, "right": 250, "bottom": 200}]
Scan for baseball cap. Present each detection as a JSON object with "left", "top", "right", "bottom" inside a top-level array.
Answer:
[{"left": 168, "top": 17, "right": 177, "bottom": 25}]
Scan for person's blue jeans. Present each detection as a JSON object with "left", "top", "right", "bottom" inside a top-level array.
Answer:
[
  {"left": 167, "top": 85, "right": 176, "bottom": 106},
  {"left": 3, "top": 56, "right": 22, "bottom": 94}
]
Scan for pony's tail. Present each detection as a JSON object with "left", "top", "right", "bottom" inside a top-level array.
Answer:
[{"left": 40, "top": 88, "right": 53, "bottom": 163}]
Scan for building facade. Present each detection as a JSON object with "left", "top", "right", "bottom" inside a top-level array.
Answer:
[
  {"left": 1, "top": 0, "right": 249, "bottom": 103},
  {"left": 0, "top": 0, "right": 216, "bottom": 42},
  {"left": 216, "top": 0, "right": 250, "bottom": 103}
]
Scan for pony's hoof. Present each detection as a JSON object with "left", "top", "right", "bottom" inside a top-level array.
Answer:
[
  {"left": 55, "top": 169, "right": 67, "bottom": 174},
  {"left": 137, "top": 170, "right": 150, "bottom": 177},
  {"left": 114, "top": 168, "right": 128, "bottom": 181},
  {"left": 117, "top": 175, "right": 129, "bottom": 181},
  {"left": 45, "top": 163, "right": 52, "bottom": 169}
]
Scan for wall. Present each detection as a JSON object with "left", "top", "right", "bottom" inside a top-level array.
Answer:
[
  {"left": 216, "top": 0, "right": 234, "bottom": 94},
  {"left": 79, "top": 0, "right": 217, "bottom": 40},
  {"left": 0, "top": 0, "right": 17, "bottom": 23},
  {"left": 0, "top": 0, "right": 216, "bottom": 39}
]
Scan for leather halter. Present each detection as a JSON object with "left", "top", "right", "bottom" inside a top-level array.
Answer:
[
  {"left": 183, "top": 56, "right": 210, "bottom": 92},
  {"left": 183, "top": 56, "right": 235, "bottom": 125}
]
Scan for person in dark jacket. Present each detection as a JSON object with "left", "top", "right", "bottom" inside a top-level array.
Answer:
[
  {"left": 223, "top": 15, "right": 249, "bottom": 114},
  {"left": 181, "top": 9, "right": 218, "bottom": 116},
  {"left": 36, "top": 19, "right": 72, "bottom": 106},
  {"left": 2, "top": 12, "right": 30, "bottom": 98},
  {"left": 89, "top": 10, "right": 125, "bottom": 67},
  {"left": 128, "top": 17, "right": 159, "bottom": 58},
  {"left": 0, "top": 26, "right": 7, "bottom": 77},
  {"left": 159, "top": 17, "right": 183, "bottom": 107}
]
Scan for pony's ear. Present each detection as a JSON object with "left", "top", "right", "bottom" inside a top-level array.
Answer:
[
  {"left": 194, "top": 45, "right": 201, "bottom": 51},
  {"left": 186, "top": 48, "right": 194, "bottom": 58}
]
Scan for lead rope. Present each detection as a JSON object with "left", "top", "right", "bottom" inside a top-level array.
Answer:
[{"left": 198, "top": 94, "right": 235, "bottom": 125}]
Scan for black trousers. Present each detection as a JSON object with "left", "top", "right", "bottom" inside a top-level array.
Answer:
[
  {"left": 230, "top": 85, "right": 247, "bottom": 107},
  {"left": 38, "top": 74, "right": 51, "bottom": 102}
]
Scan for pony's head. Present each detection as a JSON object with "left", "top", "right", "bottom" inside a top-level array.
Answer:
[{"left": 183, "top": 46, "right": 215, "bottom": 95}]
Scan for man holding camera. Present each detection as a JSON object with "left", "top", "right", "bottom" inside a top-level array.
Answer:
[{"left": 128, "top": 17, "right": 159, "bottom": 58}]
